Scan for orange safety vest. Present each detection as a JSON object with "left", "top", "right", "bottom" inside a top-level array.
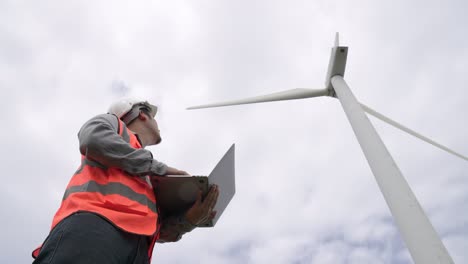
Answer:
[{"left": 33, "top": 117, "right": 160, "bottom": 259}]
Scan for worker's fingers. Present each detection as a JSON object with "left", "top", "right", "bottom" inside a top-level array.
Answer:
[
  {"left": 201, "top": 195, "right": 215, "bottom": 212},
  {"left": 205, "top": 185, "right": 219, "bottom": 208},
  {"left": 174, "top": 169, "right": 189, "bottom": 175},
  {"left": 194, "top": 190, "right": 202, "bottom": 205},
  {"left": 204, "top": 185, "right": 218, "bottom": 204},
  {"left": 200, "top": 210, "right": 210, "bottom": 221},
  {"left": 209, "top": 211, "right": 217, "bottom": 220},
  {"left": 207, "top": 194, "right": 217, "bottom": 210},
  {"left": 214, "top": 186, "right": 219, "bottom": 200},
  {"left": 198, "top": 211, "right": 216, "bottom": 226}
]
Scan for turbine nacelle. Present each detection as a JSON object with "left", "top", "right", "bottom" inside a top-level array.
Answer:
[{"left": 325, "top": 32, "right": 348, "bottom": 97}]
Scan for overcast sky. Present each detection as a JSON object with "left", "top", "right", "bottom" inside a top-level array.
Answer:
[{"left": 1, "top": 0, "right": 467, "bottom": 263}]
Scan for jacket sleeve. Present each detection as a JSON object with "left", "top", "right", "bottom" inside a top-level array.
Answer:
[
  {"left": 156, "top": 214, "right": 197, "bottom": 243},
  {"left": 78, "top": 114, "right": 167, "bottom": 176}
]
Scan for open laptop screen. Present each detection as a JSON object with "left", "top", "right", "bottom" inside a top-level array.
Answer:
[{"left": 153, "top": 144, "right": 235, "bottom": 227}]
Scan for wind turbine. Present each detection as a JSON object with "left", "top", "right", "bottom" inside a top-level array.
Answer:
[{"left": 187, "top": 33, "right": 465, "bottom": 264}]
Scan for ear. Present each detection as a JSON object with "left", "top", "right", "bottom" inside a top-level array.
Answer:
[{"left": 138, "top": 111, "right": 148, "bottom": 121}]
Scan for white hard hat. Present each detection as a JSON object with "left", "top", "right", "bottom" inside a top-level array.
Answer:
[{"left": 108, "top": 97, "right": 158, "bottom": 124}]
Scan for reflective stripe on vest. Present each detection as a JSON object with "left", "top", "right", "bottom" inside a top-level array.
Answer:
[{"left": 63, "top": 180, "right": 157, "bottom": 213}]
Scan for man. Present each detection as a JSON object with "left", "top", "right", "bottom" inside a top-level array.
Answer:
[{"left": 32, "top": 98, "right": 219, "bottom": 264}]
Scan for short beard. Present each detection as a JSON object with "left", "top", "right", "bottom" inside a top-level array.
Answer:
[{"left": 154, "top": 134, "right": 162, "bottom": 145}]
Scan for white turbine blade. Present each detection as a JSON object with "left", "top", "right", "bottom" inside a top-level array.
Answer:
[
  {"left": 334, "top": 32, "right": 340, "bottom": 47},
  {"left": 187, "top": 88, "right": 328, "bottom": 110},
  {"left": 361, "top": 103, "right": 468, "bottom": 162}
]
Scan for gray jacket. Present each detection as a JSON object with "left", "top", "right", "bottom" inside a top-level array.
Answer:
[{"left": 78, "top": 114, "right": 167, "bottom": 176}]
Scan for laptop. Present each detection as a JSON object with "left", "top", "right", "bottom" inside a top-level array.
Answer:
[{"left": 152, "top": 144, "right": 235, "bottom": 227}]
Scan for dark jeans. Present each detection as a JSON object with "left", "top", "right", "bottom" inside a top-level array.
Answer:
[{"left": 33, "top": 212, "right": 150, "bottom": 264}]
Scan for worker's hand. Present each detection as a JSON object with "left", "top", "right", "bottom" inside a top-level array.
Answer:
[
  {"left": 185, "top": 185, "right": 219, "bottom": 226},
  {"left": 165, "top": 166, "right": 189, "bottom": 176}
]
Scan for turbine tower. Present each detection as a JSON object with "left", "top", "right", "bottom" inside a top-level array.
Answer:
[{"left": 187, "top": 33, "right": 465, "bottom": 264}]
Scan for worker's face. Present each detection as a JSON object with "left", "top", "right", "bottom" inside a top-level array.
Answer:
[{"left": 148, "top": 115, "right": 162, "bottom": 145}]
